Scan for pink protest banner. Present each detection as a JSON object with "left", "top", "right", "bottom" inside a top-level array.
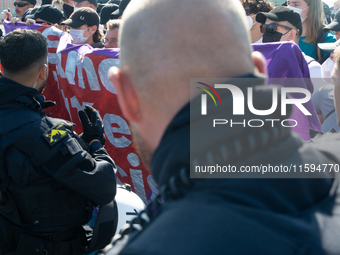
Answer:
[{"left": 3, "top": 21, "right": 158, "bottom": 203}]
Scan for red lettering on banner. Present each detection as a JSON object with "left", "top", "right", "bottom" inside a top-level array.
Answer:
[
  {"left": 47, "top": 38, "right": 155, "bottom": 202},
  {"left": 47, "top": 35, "right": 61, "bottom": 41}
]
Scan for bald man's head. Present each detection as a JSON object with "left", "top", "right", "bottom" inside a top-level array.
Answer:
[
  {"left": 119, "top": 0, "right": 255, "bottom": 110},
  {"left": 109, "top": 0, "right": 264, "bottom": 165}
]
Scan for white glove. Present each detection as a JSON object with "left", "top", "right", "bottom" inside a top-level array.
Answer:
[{"left": 0, "top": 12, "right": 6, "bottom": 20}]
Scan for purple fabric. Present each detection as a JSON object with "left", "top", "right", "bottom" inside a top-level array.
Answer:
[
  {"left": 58, "top": 43, "right": 120, "bottom": 58},
  {"left": 3, "top": 20, "right": 120, "bottom": 59},
  {"left": 253, "top": 42, "right": 321, "bottom": 141},
  {"left": 3, "top": 20, "right": 41, "bottom": 33},
  {"left": 57, "top": 42, "right": 92, "bottom": 54}
]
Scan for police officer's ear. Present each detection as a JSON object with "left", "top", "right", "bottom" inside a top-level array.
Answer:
[{"left": 39, "top": 63, "right": 48, "bottom": 81}]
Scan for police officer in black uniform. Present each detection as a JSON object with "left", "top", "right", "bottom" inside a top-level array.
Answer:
[{"left": 0, "top": 29, "right": 116, "bottom": 255}]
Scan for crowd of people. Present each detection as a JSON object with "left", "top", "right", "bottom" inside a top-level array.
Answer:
[
  {"left": 2, "top": 0, "right": 340, "bottom": 254},
  {"left": 242, "top": 0, "right": 340, "bottom": 135},
  {"left": 0, "top": 0, "right": 126, "bottom": 48}
]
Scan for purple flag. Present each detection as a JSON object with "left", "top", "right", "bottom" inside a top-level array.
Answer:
[{"left": 253, "top": 41, "right": 321, "bottom": 141}]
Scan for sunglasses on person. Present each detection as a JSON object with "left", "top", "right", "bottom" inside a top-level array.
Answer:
[
  {"left": 260, "top": 23, "right": 293, "bottom": 34},
  {"left": 14, "top": 2, "right": 30, "bottom": 7}
]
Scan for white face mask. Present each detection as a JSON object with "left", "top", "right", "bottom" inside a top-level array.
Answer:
[
  {"left": 301, "top": 15, "right": 308, "bottom": 23},
  {"left": 69, "top": 27, "right": 91, "bottom": 44},
  {"left": 246, "top": 15, "right": 256, "bottom": 30},
  {"left": 287, "top": 5, "right": 309, "bottom": 22}
]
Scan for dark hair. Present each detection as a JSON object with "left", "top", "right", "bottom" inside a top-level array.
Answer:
[
  {"left": 241, "top": 0, "right": 273, "bottom": 14},
  {"left": 92, "top": 25, "right": 104, "bottom": 43},
  {"left": 0, "top": 29, "right": 47, "bottom": 74}
]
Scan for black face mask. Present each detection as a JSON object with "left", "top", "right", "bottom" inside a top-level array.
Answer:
[
  {"left": 63, "top": 4, "right": 74, "bottom": 19},
  {"left": 263, "top": 30, "right": 283, "bottom": 43}
]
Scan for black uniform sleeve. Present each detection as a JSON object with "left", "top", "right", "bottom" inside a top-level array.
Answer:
[
  {"left": 45, "top": 138, "right": 117, "bottom": 206},
  {"left": 9, "top": 120, "right": 117, "bottom": 206}
]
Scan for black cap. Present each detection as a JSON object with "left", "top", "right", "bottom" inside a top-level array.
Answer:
[
  {"left": 41, "top": 0, "right": 52, "bottom": 5},
  {"left": 100, "top": 3, "right": 119, "bottom": 24},
  {"left": 111, "top": 0, "right": 130, "bottom": 17},
  {"left": 22, "top": 7, "right": 38, "bottom": 21},
  {"left": 324, "top": 9, "right": 340, "bottom": 31},
  {"left": 61, "top": 7, "right": 99, "bottom": 27},
  {"left": 256, "top": 6, "right": 302, "bottom": 35},
  {"left": 107, "top": 0, "right": 121, "bottom": 4},
  {"left": 26, "top": 0, "right": 37, "bottom": 5},
  {"left": 318, "top": 39, "right": 340, "bottom": 52},
  {"left": 26, "top": 5, "right": 64, "bottom": 24},
  {"left": 74, "top": 0, "right": 97, "bottom": 7},
  {"left": 97, "top": 3, "right": 105, "bottom": 13}
]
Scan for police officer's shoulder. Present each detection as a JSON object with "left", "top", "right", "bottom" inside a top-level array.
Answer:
[
  {"left": 11, "top": 116, "right": 85, "bottom": 172},
  {"left": 46, "top": 117, "right": 75, "bottom": 131}
]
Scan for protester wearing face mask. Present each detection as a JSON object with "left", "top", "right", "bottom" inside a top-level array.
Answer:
[
  {"left": 287, "top": 0, "right": 335, "bottom": 61},
  {"left": 256, "top": 7, "right": 302, "bottom": 43},
  {"left": 256, "top": 6, "right": 323, "bottom": 90},
  {"left": 240, "top": 0, "right": 273, "bottom": 43},
  {"left": 61, "top": 7, "right": 104, "bottom": 48}
]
